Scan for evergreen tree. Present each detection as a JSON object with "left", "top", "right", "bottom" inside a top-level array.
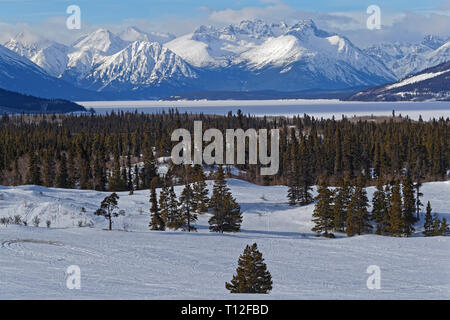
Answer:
[
  {"left": 109, "top": 154, "right": 126, "bottom": 191},
  {"left": 179, "top": 184, "right": 197, "bottom": 232},
  {"left": 166, "top": 185, "right": 182, "bottom": 230},
  {"left": 402, "top": 173, "right": 416, "bottom": 236},
  {"left": 438, "top": 218, "right": 450, "bottom": 236},
  {"left": 312, "top": 180, "right": 334, "bottom": 237},
  {"left": 225, "top": 243, "right": 272, "bottom": 294},
  {"left": 56, "top": 154, "right": 70, "bottom": 188},
  {"left": 141, "top": 148, "right": 157, "bottom": 189},
  {"left": 149, "top": 178, "right": 165, "bottom": 230},
  {"left": 372, "top": 175, "right": 389, "bottom": 235},
  {"left": 94, "top": 193, "right": 122, "bottom": 231},
  {"left": 387, "top": 181, "right": 404, "bottom": 237},
  {"left": 209, "top": 166, "right": 242, "bottom": 233},
  {"left": 192, "top": 169, "right": 209, "bottom": 214},
  {"left": 159, "top": 184, "right": 170, "bottom": 223},
  {"left": 333, "top": 177, "right": 352, "bottom": 232},
  {"left": 346, "top": 174, "right": 372, "bottom": 236},
  {"left": 423, "top": 201, "right": 434, "bottom": 236},
  {"left": 25, "top": 151, "right": 41, "bottom": 185},
  {"left": 42, "top": 150, "right": 55, "bottom": 187}
]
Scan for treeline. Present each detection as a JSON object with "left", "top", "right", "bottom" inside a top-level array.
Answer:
[
  {"left": 0, "top": 110, "right": 448, "bottom": 191},
  {"left": 312, "top": 173, "right": 450, "bottom": 238}
]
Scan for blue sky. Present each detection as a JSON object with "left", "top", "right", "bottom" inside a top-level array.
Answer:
[
  {"left": 0, "top": 0, "right": 449, "bottom": 46},
  {"left": 0, "top": 0, "right": 447, "bottom": 24}
]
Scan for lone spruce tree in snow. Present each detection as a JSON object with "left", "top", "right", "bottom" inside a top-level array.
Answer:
[
  {"left": 94, "top": 193, "right": 123, "bottom": 231},
  {"left": 312, "top": 180, "right": 334, "bottom": 237},
  {"left": 179, "top": 184, "right": 197, "bottom": 232},
  {"left": 149, "top": 178, "right": 165, "bottom": 230},
  {"left": 423, "top": 201, "right": 434, "bottom": 236},
  {"left": 346, "top": 174, "right": 372, "bottom": 236},
  {"left": 225, "top": 243, "right": 272, "bottom": 294},
  {"left": 209, "top": 166, "right": 242, "bottom": 233}
]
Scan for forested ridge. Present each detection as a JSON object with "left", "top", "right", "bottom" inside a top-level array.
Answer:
[{"left": 0, "top": 110, "right": 447, "bottom": 191}]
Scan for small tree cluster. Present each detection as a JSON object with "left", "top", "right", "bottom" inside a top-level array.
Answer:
[{"left": 423, "top": 201, "right": 450, "bottom": 236}]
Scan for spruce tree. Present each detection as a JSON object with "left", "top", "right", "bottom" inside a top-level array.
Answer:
[
  {"left": 192, "top": 170, "right": 209, "bottom": 214},
  {"left": 225, "top": 243, "right": 272, "bottom": 294},
  {"left": 312, "top": 180, "right": 334, "bottom": 237},
  {"left": 166, "top": 185, "right": 182, "bottom": 230},
  {"left": 333, "top": 177, "right": 352, "bottom": 232},
  {"left": 372, "top": 175, "right": 389, "bottom": 235},
  {"left": 159, "top": 184, "right": 170, "bottom": 223},
  {"left": 56, "top": 154, "right": 70, "bottom": 188},
  {"left": 25, "top": 151, "right": 41, "bottom": 185},
  {"left": 179, "top": 184, "right": 197, "bottom": 232},
  {"left": 402, "top": 173, "right": 416, "bottom": 236},
  {"left": 42, "top": 150, "right": 55, "bottom": 187},
  {"left": 141, "top": 148, "right": 157, "bottom": 189},
  {"left": 423, "top": 201, "right": 433, "bottom": 236},
  {"left": 109, "top": 154, "right": 126, "bottom": 191},
  {"left": 387, "top": 181, "right": 404, "bottom": 237},
  {"left": 346, "top": 174, "right": 372, "bottom": 236},
  {"left": 149, "top": 178, "right": 165, "bottom": 230},
  {"left": 209, "top": 166, "right": 242, "bottom": 233}
]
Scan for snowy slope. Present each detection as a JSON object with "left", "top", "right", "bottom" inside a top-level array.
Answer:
[
  {"left": 0, "top": 179, "right": 449, "bottom": 299},
  {"left": 348, "top": 61, "right": 450, "bottom": 101},
  {"left": 119, "top": 26, "right": 175, "bottom": 44}
]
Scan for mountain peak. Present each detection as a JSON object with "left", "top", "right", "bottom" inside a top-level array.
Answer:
[{"left": 72, "top": 28, "right": 127, "bottom": 55}]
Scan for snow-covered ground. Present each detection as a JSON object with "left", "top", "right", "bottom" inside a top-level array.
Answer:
[{"left": 0, "top": 179, "right": 449, "bottom": 299}]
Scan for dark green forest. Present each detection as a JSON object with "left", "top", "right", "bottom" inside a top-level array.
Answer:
[{"left": 0, "top": 110, "right": 447, "bottom": 193}]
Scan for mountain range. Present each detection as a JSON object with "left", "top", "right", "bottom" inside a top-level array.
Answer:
[{"left": 1, "top": 20, "right": 449, "bottom": 100}]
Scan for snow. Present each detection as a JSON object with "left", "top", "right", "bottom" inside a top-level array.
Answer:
[
  {"left": 0, "top": 179, "right": 449, "bottom": 299},
  {"left": 386, "top": 69, "right": 450, "bottom": 90}
]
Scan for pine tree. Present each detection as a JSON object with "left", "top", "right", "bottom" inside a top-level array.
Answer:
[
  {"left": 94, "top": 193, "right": 123, "bottom": 231},
  {"left": 225, "top": 243, "right": 272, "bottom": 294},
  {"left": 109, "top": 154, "right": 126, "bottom": 191},
  {"left": 192, "top": 169, "right": 209, "bottom": 214},
  {"left": 209, "top": 166, "right": 242, "bottom": 233},
  {"left": 149, "top": 178, "right": 165, "bottom": 230},
  {"left": 438, "top": 218, "right": 450, "bottom": 236},
  {"left": 346, "top": 174, "right": 372, "bottom": 236},
  {"left": 402, "top": 173, "right": 416, "bottom": 236},
  {"left": 333, "top": 177, "right": 352, "bottom": 232},
  {"left": 25, "top": 151, "right": 41, "bottom": 185},
  {"left": 372, "top": 175, "right": 389, "bottom": 235},
  {"left": 312, "top": 180, "right": 334, "bottom": 237},
  {"left": 387, "top": 181, "right": 404, "bottom": 237},
  {"left": 423, "top": 201, "right": 433, "bottom": 236},
  {"left": 159, "top": 184, "right": 170, "bottom": 223},
  {"left": 179, "top": 184, "right": 197, "bottom": 232}
]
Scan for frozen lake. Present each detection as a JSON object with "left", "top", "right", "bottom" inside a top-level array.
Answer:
[{"left": 77, "top": 100, "right": 450, "bottom": 120}]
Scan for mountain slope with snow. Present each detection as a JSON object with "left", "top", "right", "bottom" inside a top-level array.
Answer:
[
  {"left": 0, "top": 179, "right": 448, "bottom": 299},
  {"left": 348, "top": 61, "right": 450, "bottom": 101}
]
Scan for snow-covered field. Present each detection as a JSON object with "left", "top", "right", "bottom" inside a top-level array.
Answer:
[{"left": 0, "top": 179, "right": 449, "bottom": 299}]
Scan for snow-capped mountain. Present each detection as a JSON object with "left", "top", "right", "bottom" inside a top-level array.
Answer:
[
  {"left": 86, "top": 40, "right": 197, "bottom": 92},
  {"left": 364, "top": 36, "right": 450, "bottom": 78},
  {"left": 348, "top": 61, "right": 450, "bottom": 101},
  {"left": 0, "top": 44, "right": 97, "bottom": 99},
  {"left": 2, "top": 21, "right": 448, "bottom": 100},
  {"left": 4, "top": 31, "right": 69, "bottom": 77}
]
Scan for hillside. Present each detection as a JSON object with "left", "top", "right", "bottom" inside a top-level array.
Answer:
[
  {"left": 0, "top": 179, "right": 449, "bottom": 299},
  {"left": 0, "top": 87, "right": 86, "bottom": 113},
  {"left": 347, "top": 61, "right": 450, "bottom": 101}
]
